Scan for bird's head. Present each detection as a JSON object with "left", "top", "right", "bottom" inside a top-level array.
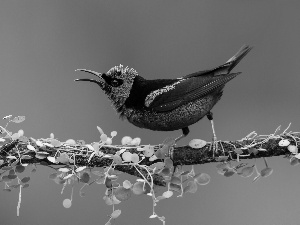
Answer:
[{"left": 75, "top": 64, "right": 138, "bottom": 111}]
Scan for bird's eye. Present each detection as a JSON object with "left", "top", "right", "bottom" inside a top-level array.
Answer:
[
  {"left": 101, "top": 74, "right": 123, "bottom": 87},
  {"left": 110, "top": 78, "right": 123, "bottom": 87}
]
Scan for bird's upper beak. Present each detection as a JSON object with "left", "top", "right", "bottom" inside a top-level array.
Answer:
[{"left": 74, "top": 69, "right": 104, "bottom": 86}]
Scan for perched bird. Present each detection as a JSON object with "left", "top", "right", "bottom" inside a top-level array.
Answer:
[{"left": 75, "top": 45, "right": 252, "bottom": 153}]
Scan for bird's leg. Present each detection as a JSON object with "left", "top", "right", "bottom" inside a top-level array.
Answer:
[
  {"left": 175, "top": 127, "right": 190, "bottom": 143},
  {"left": 163, "top": 127, "right": 190, "bottom": 158},
  {"left": 206, "top": 112, "right": 224, "bottom": 158}
]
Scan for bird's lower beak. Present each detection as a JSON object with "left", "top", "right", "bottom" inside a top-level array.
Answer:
[{"left": 74, "top": 69, "right": 104, "bottom": 85}]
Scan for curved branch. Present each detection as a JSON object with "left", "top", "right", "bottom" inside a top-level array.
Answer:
[{"left": 0, "top": 133, "right": 299, "bottom": 187}]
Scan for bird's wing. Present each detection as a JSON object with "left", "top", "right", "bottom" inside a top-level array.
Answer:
[
  {"left": 146, "top": 72, "right": 240, "bottom": 112},
  {"left": 145, "top": 45, "right": 252, "bottom": 112},
  {"left": 146, "top": 45, "right": 252, "bottom": 112}
]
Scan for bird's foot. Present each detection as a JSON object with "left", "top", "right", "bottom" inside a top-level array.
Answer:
[
  {"left": 158, "top": 137, "right": 176, "bottom": 158},
  {"left": 175, "top": 127, "right": 189, "bottom": 143},
  {"left": 174, "top": 134, "right": 184, "bottom": 143},
  {"left": 209, "top": 135, "right": 225, "bottom": 158}
]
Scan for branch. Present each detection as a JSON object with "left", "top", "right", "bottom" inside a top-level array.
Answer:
[{"left": 1, "top": 130, "right": 299, "bottom": 186}]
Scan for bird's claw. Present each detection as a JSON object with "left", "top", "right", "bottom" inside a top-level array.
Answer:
[
  {"left": 209, "top": 136, "right": 225, "bottom": 158},
  {"left": 157, "top": 137, "right": 176, "bottom": 158}
]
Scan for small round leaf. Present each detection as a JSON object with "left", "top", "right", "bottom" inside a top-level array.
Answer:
[
  {"left": 8, "top": 174, "right": 17, "bottom": 180},
  {"left": 105, "top": 138, "right": 112, "bottom": 145},
  {"left": 130, "top": 153, "right": 139, "bottom": 163},
  {"left": 114, "top": 187, "right": 131, "bottom": 201},
  {"left": 260, "top": 167, "right": 273, "bottom": 178},
  {"left": 131, "top": 137, "right": 141, "bottom": 146},
  {"left": 111, "top": 209, "right": 121, "bottom": 219},
  {"left": 65, "top": 139, "right": 76, "bottom": 145},
  {"left": 11, "top": 116, "right": 25, "bottom": 123},
  {"left": 111, "top": 131, "right": 117, "bottom": 137},
  {"left": 121, "top": 136, "right": 132, "bottom": 145},
  {"left": 224, "top": 170, "right": 235, "bottom": 177},
  {"left": 123, "top": 180, "right": 132, "bottom": 189},
  {"left": 100, "top": 134, "right": 108, "bottom": 142},
  {"left": 184, "top": 181, "right": 198, "bottom": 193},
  {"left": 170, "top": 176, "right": 181, "bottom": 185},
  {"left": 162, "top": 190, "right": 173, "bottom": 198},
  {"left": 63, "top": 199, "right": 72, "bottom": 208},
  {"left": 113, "top": 155, "right": 122, "bottom": 165},
  {"left": 189, "top": 139, "right": 207, "bottom": 149},
  {"left": 194, "top": 173, "right": 211, "bottom": 185},
  {"left": 48, "top": 173, "right": 58, "bottom": 179},
  {"left": 122, "top": 152, "right": 132, "bottom": 162},
  {"left": 132, "top": 181, "right": 144, "bottom": 195},
  {"left": 80, "top": 172, "right": 90, "bottom": 183},
  {"left": 21, "top": 176, "right": 30, "bottom": 183},
  {"left": 105, "top": 178, "right": 112, "bottom": 188},
  {"left": 290, "top": 157, "right": 300, "bottom": 166},
  {"left": 288, "top": 145, "right": 298, "bottom": 154},
  {"left": 15, "top": 165, "right": 25, "bottom": 173},
  {"left": 22, "top": 183, "right": 29, "bottom": 188},
  {"left": 239, "top": 166, "right": 254, "bottom": 178},
  {"left": 143, "top": 145, "right": 154, "bottom": 157},
  {"left": 278, "top": 139, "right": 290, "bottom": 147}
]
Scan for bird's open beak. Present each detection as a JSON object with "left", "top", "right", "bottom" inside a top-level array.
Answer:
[{"left": 74, "top": 69, "right": 104, "bottom": 85}]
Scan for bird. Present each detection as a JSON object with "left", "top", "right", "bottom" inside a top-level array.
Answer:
[{"left": 75, "top": 45, "right": 252, "bottom": 155}]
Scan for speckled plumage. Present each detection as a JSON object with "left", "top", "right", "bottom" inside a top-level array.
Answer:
[
  {"left": 102, "top": 65, "right": 137, "bottom": 112},
  {"left": 126, "top": 90, "right": 222, "bottom": 131},
  {"left": 75, "top": 45, "right": 252, "bottom": 139},
  {"left": 144, "top": 79, "right": 185, "bottom": 107}
]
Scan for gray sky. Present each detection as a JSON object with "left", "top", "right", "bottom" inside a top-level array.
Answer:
[{"left": 1, "top": 1, "right": 300, "bottom": 225}]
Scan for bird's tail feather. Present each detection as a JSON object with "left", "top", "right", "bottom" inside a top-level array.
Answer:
[
  {"left": 210, "top": 45, "right": 252, "bottom": 76},
  {"left": 182, "top": 45, "right": 252, "bottom": 78},
  {"left": 225, "top": 45, "right": 253, "bottom": 72}
]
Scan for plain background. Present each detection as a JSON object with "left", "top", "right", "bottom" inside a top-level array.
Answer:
[{"left": 0, "top": 1, "right": 300, "bottom": 225}]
